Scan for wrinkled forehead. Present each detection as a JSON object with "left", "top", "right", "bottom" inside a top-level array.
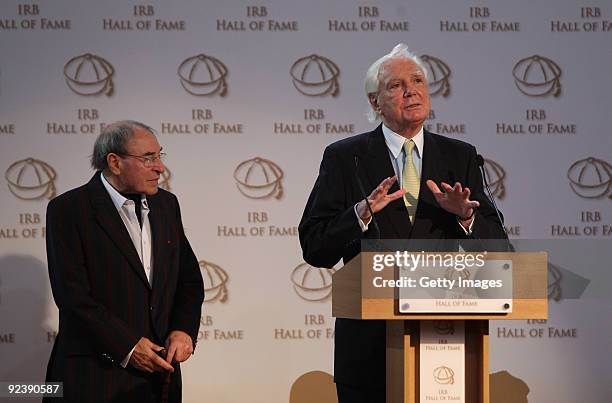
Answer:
[
  {"left": 126, "top": 129, "right": 161, "bottom": 154},
  {"left": 378, "top": 58, "right": 426, "bottom": 84}
]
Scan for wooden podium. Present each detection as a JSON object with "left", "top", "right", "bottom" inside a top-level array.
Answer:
[{"left": 332, "top": 252, "right": 548, "bottom": 403}]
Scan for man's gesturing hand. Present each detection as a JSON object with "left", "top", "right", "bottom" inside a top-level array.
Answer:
[
  {"left": 356, "top": 176, "right": 406, "bottom": 221},
  {"left": 129, "top": 337, "right": 175, "bottom": 373},
  {"left": 165, "top": 330, "right": 194, "bottom": 365},
  {"left": 426, "top": 180, "right": 479, "bottom": 221}
]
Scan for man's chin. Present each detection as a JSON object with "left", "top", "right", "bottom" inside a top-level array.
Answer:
[{"left": 403, "top": 111, "right": 427, "bottom": 124}]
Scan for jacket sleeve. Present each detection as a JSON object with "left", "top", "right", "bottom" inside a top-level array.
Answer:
[{"left": 298, "top": 146, "right": 364, "bottom": 268}]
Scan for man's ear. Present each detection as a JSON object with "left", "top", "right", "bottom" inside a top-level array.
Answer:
[
  {"left": 107, "top": 153, "right": 121, "bottom": 175},
  {"left": 368, "top": 93, "right": 380, "bottom": 112}
]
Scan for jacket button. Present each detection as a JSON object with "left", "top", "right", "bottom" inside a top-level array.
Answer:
[{"left": 150, "top": 306, "right": 154, "bottom": 311}]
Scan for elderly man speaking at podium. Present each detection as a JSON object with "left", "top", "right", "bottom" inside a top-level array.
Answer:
[
  {"left": 44, "top": 120, "right": 204, "bottom": 403},
  {"left": 299, "top": 44, "right": 507, "bottom": 402}
]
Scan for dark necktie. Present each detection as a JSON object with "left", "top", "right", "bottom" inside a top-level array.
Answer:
[{"left": 122, "top": 193, "right": 143, "bottom": 228}]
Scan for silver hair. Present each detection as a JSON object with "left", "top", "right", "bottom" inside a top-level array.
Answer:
[
  {"left": 90, "top": 120, "right": 155, "bottom": 171},
  {"left": 364, "top": 43, "right": 428, "bottom": 123}
]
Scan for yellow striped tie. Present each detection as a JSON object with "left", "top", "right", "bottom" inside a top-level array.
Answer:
[{"left": 402, "top": 139, "right": 420, "bottom": 222}]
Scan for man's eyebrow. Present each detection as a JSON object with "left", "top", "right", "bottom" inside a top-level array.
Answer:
[{"left": 142, "top": 147, "right": 162, "bottom": 156}]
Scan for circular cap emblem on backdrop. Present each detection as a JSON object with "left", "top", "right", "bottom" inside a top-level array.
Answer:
[
  {"left": 5, "top": 158, "right": 57, "bottom": 200},
  {"left": 199, "top": 260, "right": 229, "bottom": 303},
  {"left": 290, "top": 263, "right": 335, "bottom": 302},
  {"left": 233, "top": 157, "right": 284, "bottom": 200},
  {"left": 567, "top": 157, "right": 611, "bottom": 199},
  {"left": 158, "top": 166, "right": 171, "bottom": 191},
  {"left": 433, "top": 366, "right": 455, "bottom": 385},
  {"left": 512, "top": 55, "right": 561, "bottom": 97},
  {"left": 63, "top": 53, "right": 114, "bottom": 96},
  {"left": 290, "top": 54, "right": 340, "bottom": 97},
  {"left": 483, "top": 159, "right": 506, "bottom": 200},
  {"left": 420, "top": 55, "right": 451, "bottom": 97},
  {"left": 178, "top": 54, "right": 228, "bottom": 96}
]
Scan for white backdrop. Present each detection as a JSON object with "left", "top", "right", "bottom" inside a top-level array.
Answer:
[{"left": 0, "top": 1, "right": 611, "bottom": 402}]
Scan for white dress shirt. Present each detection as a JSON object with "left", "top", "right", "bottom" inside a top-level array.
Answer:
[
  {"left": 100, "top": 172, "right": 153, "bottom": 367},
  {"left": 382, "top": 123, "right": 424, "bottom": 180}
]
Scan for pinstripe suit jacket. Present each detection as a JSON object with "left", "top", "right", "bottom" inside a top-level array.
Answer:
[{"left": 44, "top": 173, "right": 204, "bottom": 403}]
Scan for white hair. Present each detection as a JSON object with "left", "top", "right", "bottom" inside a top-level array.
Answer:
[{"left": 364, "top": 43, "right": 428, "bottom": 123}]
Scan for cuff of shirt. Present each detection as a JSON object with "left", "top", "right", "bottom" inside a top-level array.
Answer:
[
  {"left": 354, "top": 203, "right": 372, "bottom": 232},
  {"left": 120, "top": 345, "right": 137, "bottom": 368},
  {"left": 457, "top": 215, "right": 475, "bottom": 235}
]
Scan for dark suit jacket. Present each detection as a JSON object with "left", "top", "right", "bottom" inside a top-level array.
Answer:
[
  {"left": 44, "top": 173, "right": 204, "bottom": 403},
  {"left": 298, "top": 126, "right": 506, "bottom": 388}
]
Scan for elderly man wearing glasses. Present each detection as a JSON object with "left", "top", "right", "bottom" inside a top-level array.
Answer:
[{"left": 44, "top": 120, "right": 204, "bottom": 403}]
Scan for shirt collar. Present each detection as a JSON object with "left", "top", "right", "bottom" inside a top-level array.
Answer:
[
  {"left": 100, "top": 172, "right": 147, "bottom": 211},
  {"left": 382, "top": 124, "right": 424, "bottom": 159}
]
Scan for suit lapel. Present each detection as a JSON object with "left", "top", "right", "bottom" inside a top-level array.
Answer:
[
  {"left": 147, "top": 194, "right": 169, "bottom": 296},
  {"left": 87, "top": 173, "right": 151, "bottom": 288},
  {"left": 358, "top": 126, "right": 413, "bottom": 238}
]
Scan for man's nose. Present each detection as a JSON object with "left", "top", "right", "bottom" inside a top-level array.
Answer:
[
  {"left": 403, "top": 85, "right": 416, "bottom": 97},
  {"left": 153, "top": 160, "right": 165, "bottom": 174}
]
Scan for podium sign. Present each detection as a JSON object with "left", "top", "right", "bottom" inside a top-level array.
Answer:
[
  {"left": 398, "top": 258, "right": 513, "bottom": 313},
  {"left": 420, "top": 321, "right": 466, "bottom": 403}
]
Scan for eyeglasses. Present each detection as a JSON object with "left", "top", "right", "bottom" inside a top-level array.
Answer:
[{"left": 118, "top": 152, "right": 166, "bottom": 168}]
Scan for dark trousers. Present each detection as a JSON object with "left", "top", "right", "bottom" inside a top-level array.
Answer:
[{"left": 336, "top": 383, "right": 385, "bottom": 403}]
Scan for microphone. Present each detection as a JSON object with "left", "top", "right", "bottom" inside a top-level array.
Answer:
[
  {"left": 354, "top": 155, "right": 380, "bottom": 239},
  {"left": 476, "top": 154, "right": 514, "bottom": 251}
]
